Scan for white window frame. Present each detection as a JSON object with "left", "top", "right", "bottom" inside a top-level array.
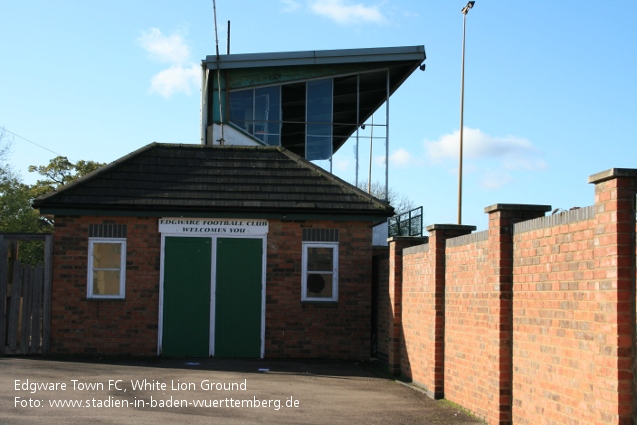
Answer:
[
  {"left": 301, "top": 242, "right": 338, "bottom": 302},
  {"left": 87, "top": 238, "right": 126, "bottom": 299}
]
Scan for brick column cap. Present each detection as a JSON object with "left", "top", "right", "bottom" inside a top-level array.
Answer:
[
  {"left": 425, "top": 224, "right": 476, "bottom": 232},
  {"left": 387, "top": 236, "right": 429, "bottom": 243},
  {"left": 484, "top": 203, "right": 551, "bottom": 214},
  {"left": 588, "top": 168, "right": 637, "bottom": 184}
]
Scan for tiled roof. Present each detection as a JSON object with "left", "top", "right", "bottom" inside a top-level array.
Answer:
[{"left": 33, "top": 143, "right": 393, "bottom": 219}]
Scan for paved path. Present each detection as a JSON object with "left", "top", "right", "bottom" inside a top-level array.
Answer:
[{"left": 1, "top": 357, "right": 482, "bottom": 424}]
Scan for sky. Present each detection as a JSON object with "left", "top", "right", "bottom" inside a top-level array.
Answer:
[{"left": 1, "top": 1, "right": 635, "bottom": 231}]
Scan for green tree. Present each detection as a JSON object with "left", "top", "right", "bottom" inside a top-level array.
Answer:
[
  {"left": 0, "top": 166, "right": 42, "bottom": 233},
  {"left": 0, "top": 129, "right": 44, "bottom": 264},
  {"left": 0, "top": 139, "right": 105, "bottom": 263}
]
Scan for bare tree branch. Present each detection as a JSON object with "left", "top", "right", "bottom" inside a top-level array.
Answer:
[{"left": 0, "top": 127, "right": 14, "bottom": 163}]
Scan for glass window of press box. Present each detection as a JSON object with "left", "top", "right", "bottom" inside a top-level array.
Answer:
[{"left": 227, "top": 71, "right": 389, "bottom": 162}]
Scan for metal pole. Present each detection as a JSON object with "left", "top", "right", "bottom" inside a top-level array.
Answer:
[
  {"left": 355, "top": 75, "right": 360, "bottom": 187},
  {"left": 368, "top": 115, "right": 374, "bottom": 194},
  {"left": 385, "top": 68, "right": 390, "bottom": 201},
  {"left": 458, "top": 1, "right": 474, "bottom": 224},
  {"left": 213, "top": 0, "right": 224, "bottom": 144}
]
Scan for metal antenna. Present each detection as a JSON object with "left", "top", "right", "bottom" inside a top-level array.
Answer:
[
  {"left": 368, "top": 115, "right": 374, "bottom": 194},
  {"left": 213, "top": 0, "right": 225, "bottom": 144}
]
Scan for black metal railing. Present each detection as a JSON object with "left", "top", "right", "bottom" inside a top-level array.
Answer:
[{"left": 388, "top": 206, "right": 423, "bottom": 237}]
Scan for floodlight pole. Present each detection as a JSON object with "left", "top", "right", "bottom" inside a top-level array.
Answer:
[{"left": 458, "top": 1, "right": 474, "bottom": 224}]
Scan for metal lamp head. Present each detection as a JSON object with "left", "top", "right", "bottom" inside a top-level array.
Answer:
[{"left": 461, "top": 1, "right": 475, "bottom": 15}]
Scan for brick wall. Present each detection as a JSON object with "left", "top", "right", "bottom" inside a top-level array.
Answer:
[
  {"left": 51, "top": 216, "right": 375, "bottom": 359},
  {"left": 51, "top": 216, "right": 161, "bottom": 355},
  {"left": 444, "top": 232, "right": 492, "bottom": 419},
  {"left": 512, "top": 208, "right": 599, "bottom": 424},
  {"left": 265, "top": 220, "right": 374, "bottom": 359},
  {"left": 380, "top": 168, "right": 637, "bottom": 425},
  {"left": 400, "top": 244, "right": 430, "bottom": 386},
  {"left": 387, "top": 237, "right": 428, "bottom": 374},
  {"left": 372, "top": 247, "right": 389, "bottom": 361}
]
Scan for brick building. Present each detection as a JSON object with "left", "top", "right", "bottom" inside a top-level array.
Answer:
[
  {"left": 32, "top": 45, "right": 426, "bottom": 359},
  {"left": 33, "top": 144, "right": 394, "bottom": 358}
]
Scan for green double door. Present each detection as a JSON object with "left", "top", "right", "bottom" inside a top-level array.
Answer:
[{"left": 162, "top": 237, "right": 263, "bottom": 358}]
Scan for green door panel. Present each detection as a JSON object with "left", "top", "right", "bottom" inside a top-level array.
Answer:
[
  {"left": 162, "top": 237, "right": 212, "bottom": 357},
  {"left": 215, "top": 238, "right": 263, "bottom": 358}
]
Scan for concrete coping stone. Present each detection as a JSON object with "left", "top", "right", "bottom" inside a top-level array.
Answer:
[
  {"left": 424, "top": 224, "right": 476, "bottom": 232},
  {"left": 588, "top": 168, "right": 637, "bottom": 184},
  {"left": 386, "top": 236, "right": 429, "bottom": 243},
  {"left": 483, "top": 203, "right": 552, "bottom": 214}
]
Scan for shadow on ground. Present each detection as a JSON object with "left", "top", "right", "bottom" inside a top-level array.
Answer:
[{"left": 1, "top": 356, "right": 483, "bottom": 425}]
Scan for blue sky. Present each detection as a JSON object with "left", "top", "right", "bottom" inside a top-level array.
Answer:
[{"left": 1, "top": 1, "right": 635, "bottom": 230}]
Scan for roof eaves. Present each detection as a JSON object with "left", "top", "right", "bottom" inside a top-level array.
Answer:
[{"left": 205, "top": 45, "right": 425, "bottom": 70}]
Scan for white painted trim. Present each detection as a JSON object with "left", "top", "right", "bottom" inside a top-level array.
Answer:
[
  {"left": 159, "top": 218, "right": 269, "bottom": 235},
  {"left": 301, "top": 242, "right": 339, "bottom": 302},
  {"left": 87, "top": 238, "right": 126, "bottom": 300},
  {"left": 209, "top": 237, "right": 218, "bottom": 357},
  {"left": 260, "top": 237, "right": 267, "bottom": 358}
]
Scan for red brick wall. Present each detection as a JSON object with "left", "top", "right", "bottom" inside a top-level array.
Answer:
[
  {"left": 444, "top": 235, "right": 491, "bottom": 419},
  {"left": 372, "top": 248, "right": 389, "bottom": 361},
  {"left": 265, "top": 220, "right": 374, "bottom": 359},
  {"left": 50, "top": 217, "right": 375, "bottom": 359},
  {"left": 51, "top": 215, "right": 161, "bottom": 356},
  {"left": 382, "top": 169, "right": 637, "bottom": 425},
  {"left": 511, "top": 186, "right": 636, "bottom": 425},
  {"left": 400, "top": 245, "right": 429, "bottom": 381},
  {"left": 400, "top": 226, "right": 473, "bottom": 399},
  {"left": 386, "top": 237, "right": 428, "bottom": 373},
  {"left": 512, "top": 214, "right": 598, "bottom": 424}
]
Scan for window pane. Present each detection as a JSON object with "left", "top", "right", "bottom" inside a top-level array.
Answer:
[
  {"left": 254, "top": 86, "right": 281, "bottom": 146},
  {"left": 306, "top": 273, "right": 333, "bottom": 298},
  {"left": 228, "top": 90, "right": 254, "bottom": 134},
  {"left": 93, "top": 243, "right": 121, "bottom": 268},
  {"left": 306, "top": 79, "right": 332, "bottom": 160},
  {"left": 93, "top": 270, "right": 121, "bottom": 295},
  {"left": 307, "top": 247, "right": 333, "bottom": 271}
]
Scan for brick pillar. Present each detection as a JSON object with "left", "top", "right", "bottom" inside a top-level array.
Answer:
[
  {"left": 387, "top": 236, "right": 427, "bottom": 375},
  {"left": 424, "top": 224, "right": 475, "bottom": 399},
  {"left": 484, "top": 204, "right": 551, "bottom": 425},
  {"left": 588, "top": 168, "right": 637, "bottom": 423}
]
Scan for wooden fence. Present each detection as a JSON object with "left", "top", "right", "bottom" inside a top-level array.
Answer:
[{"left": 0, "top": 234, "right": 52, "bottom": 355}]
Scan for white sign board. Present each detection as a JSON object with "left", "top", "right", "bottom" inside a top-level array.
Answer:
[{"left": 159, "top": 218, "right": 269, "bottom": 235}]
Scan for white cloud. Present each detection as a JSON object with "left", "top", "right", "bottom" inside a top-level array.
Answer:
[
  {"left": 309, "top": 0, "right": 386, "bottom": 25},
  {"left": 138, "top": 28, "right": 200, "bottom": 98},
  {"left": 424, "top": 127, "right": 546, "bottom": 171},
  {"left": 137, "top": 28, "right": 191, "bottom": 65},
  {"left": 389, "top": 147, "right": 421, "bottom": 166},
  {"left": 281, "top": 0, "right": 302, "bottom": 12},
  {"left": 423, "top": 127, "right": 546, "bottom": 190},
  {"left": 149, "top": 64, "right": 200, "bottom": 98},
  {"left": 333, "top": 156, "right": 351, "bottom": 172}
]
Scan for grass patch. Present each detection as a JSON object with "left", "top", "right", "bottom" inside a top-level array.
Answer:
[{"left": 437, "top": 399, "right": 485, "bottom": 423}]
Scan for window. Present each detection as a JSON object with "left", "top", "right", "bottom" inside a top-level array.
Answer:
[
  {"left": 228, "top": 86, "right": 281, "bottom": 146},
  {"left": 87, "top": 238, "right": 126, "bottom": 299},
  {"left": 302, "top": 242, "right": 338, "bottom": 302},
  {"left": 306, "top": 79, "right": 333, "bottom": 160}
]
